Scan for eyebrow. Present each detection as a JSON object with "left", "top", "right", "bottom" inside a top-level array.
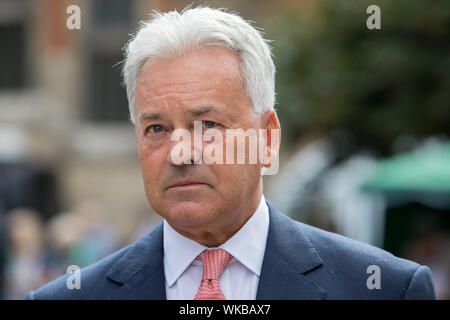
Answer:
[
  {"left": 139, "top": 112, "right": 163, "bottom": 123},
  {"left": 188, "top": 105, "right": 221, "bottom": 117},
  {"left": 139, "top": 105, "right": 222, "bottom": 123}
]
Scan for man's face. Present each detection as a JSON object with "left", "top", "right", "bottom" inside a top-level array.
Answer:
[{"left": 134, "top": 46, "right": 277, "bottom": 241}]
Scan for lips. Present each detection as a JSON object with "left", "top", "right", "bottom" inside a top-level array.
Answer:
[{"left": 167, "top": 180, "right": 208, "bottom": 189}]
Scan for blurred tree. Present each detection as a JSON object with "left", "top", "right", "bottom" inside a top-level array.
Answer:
[{"left": 269, "top": 0, "right": 450, "bottom": 156}]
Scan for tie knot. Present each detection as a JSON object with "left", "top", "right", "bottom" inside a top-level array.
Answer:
[{"left": 197, "top": 249, "right": 233, "bottom": 280}]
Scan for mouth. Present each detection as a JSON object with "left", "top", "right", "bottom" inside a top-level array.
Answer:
[{"left": 167, "top": 181, "right": 209, "bottom": 190}]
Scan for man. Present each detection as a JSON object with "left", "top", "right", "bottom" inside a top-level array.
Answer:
[{"left": 27, "top": 6, "right": 436, "bottom": 300}]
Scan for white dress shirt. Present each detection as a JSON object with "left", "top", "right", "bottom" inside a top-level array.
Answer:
[{"left": 163, "top": 194, "right": 270, "bottom": 300}]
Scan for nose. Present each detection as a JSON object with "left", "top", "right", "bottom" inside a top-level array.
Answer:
[{"left": 167, "top": 127, "right": 203, "bottom": 165}]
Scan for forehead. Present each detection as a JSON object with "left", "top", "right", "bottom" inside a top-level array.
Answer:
[{"left": 135, "top": 46, "right": 246, "bottom": 111}]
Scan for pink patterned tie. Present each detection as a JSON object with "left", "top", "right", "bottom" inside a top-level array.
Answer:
[{"left": 193, "top": 249, "right": 233, "bottom": 300}]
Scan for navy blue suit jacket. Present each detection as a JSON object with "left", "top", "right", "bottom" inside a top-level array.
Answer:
[{"left": 26, "top": 202, "right": 436, "bottom": 299}]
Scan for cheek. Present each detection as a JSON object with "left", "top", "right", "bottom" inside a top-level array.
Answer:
[{"left": 138, "top": 144, "right": 166, "bottom": 186}]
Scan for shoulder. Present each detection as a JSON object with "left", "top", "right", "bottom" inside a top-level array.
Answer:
[
  {"left": 299, "top": 220, "right": 418, "bottom": 272},
  {"left": 292, "top": 218, "right": 435, "bottom": 299}
]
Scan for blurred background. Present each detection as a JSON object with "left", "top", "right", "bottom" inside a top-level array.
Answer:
[{"left": 0, "top": 0, "right": 448, "bottom": 299}]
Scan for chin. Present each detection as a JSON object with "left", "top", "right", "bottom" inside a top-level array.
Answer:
[{"left": 164, "top": 201, "right": 218, "bottom": 227}]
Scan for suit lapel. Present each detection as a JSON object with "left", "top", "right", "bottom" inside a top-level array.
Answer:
[
  {"left": 105, "top": 223, "right": 166, "bottom": 300},
  {"left": 256, "top": 202, "right": 327, "bottom": 299}
]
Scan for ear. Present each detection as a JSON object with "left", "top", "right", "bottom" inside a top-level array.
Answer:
[{"left": 261, "top": 109, "right": 281, "bottom": 170}]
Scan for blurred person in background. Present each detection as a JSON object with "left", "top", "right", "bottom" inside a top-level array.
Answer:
[
  {"left": 44, "top": 210, "right": 83, "bottom": 283},
  {"left": 4, "top": 208, "right": 46, "bottom": 299},
  {"left": 44, "top": 200, "right": 118, "bottom": 282},
  {"left": 69, "top": 200, "right": 118, "bottom": 266},
  {"left": 26, "top": 6, "right": 436, "bottom": 300}
]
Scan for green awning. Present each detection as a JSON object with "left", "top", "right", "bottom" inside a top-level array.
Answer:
[{"left": 363, "top": 142, "right": 450, "bottom": 193}]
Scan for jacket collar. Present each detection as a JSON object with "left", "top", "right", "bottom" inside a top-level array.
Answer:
[
  {"left": 105, "top": 223, "right": 166, "bottom": 299},
  {"left": 256, "top": 202, "right": 326, "bottom": 299}
]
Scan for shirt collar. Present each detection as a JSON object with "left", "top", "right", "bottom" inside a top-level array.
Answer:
[{"left": 163, "top": 194, "right": 270, "bottom": 287}]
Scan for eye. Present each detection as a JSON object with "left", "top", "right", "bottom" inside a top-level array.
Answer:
[
  {"left": 203, "top": 121, "right": 217, "bottom": 129},
  {"left": 147, "top": 124, "right": 164, "bottom": 134}
]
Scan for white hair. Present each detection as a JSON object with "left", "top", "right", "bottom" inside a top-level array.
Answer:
[{"left": 122, "top": 5, "right": 276, "bottom": 124}]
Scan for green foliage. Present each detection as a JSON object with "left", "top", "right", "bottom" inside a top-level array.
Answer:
[{"left": 269, "top": 0, "right": 450, "bottom": 155}]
